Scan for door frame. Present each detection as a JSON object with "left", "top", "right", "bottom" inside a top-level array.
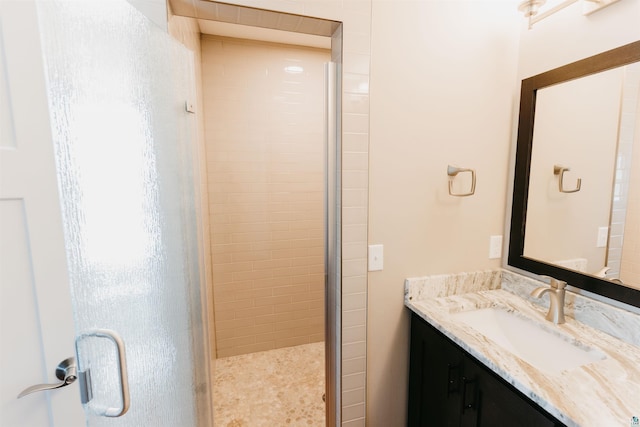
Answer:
[{"left": 169, "top": 4, "right": 344, "bottom": 426}]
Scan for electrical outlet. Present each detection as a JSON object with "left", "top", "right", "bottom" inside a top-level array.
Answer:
[
  {"left": 597, "top": 227, "right": 609, "bottom": 248},
  {"left": 368, "top": 244, "right": 383, "bottom": 271},
  {"left": 489, "top": 235, "right": 502, "bottom": 259}
]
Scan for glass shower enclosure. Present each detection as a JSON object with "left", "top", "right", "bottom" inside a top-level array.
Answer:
[{"left": 36, "top": 0, "right": 212, "bottom": 425}]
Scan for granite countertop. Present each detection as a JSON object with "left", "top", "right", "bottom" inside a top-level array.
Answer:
[{"left": 404, "top": 270, "right": 640, "bottom": 427}]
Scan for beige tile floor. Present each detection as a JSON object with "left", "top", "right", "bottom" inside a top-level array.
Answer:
[{"left": 213, "top": 342, "right": 325, "bottom": 427}]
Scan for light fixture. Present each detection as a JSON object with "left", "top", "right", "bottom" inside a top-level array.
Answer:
[
  {"left": 518, "top": 0, "right": 622, "bottom": 29},
  {"left": 518, "top": 0, "right": 547, "bottom": 17}
]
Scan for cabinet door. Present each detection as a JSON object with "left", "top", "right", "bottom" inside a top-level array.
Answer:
[
  {"left": 409, "top": 314, "right": 463, "bottom": 427},
  {"left": 459, "top": 370, "right": 480, "bottom": 427},
  {"left": 466, "top": 356, "right": 558, "bottom": 427},
  {"left": 408, "top": 314, "right": 563, "bottom": 427}
]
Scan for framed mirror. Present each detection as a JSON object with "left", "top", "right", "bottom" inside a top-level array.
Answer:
[{"left": 509, "top": 40, "right": 640, "bottom": 307}]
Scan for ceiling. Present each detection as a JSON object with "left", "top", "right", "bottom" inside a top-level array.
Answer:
[{"left": 169, "top": 0, "right": 336, "bottom": 49}]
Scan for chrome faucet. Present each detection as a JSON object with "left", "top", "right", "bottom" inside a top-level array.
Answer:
[{"left": 531, "top": 277, "right": 567, "bottom": 324}]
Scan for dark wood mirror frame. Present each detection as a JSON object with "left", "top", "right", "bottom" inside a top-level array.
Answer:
[{"left": 509, "top": 40, "right": 640, "bottom": 308}]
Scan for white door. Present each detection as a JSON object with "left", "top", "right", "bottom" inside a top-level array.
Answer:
[
  {"left": 1, "top": 1, "right": 212, "bottom": 426},
  {"left": 0, "top": 2, "right": 84, "bottom": 426}
]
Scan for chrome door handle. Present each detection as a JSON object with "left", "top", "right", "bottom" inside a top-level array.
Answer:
[
  {"left": 76, "top": 329, "right": 130, "bottom": 417},
  {"left": 17, "top": 357, "right": 77, "bottom": 398}
]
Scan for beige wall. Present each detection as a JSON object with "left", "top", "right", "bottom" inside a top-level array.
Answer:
[
  {"left": 524, "top": 68, "right": 622, "bottom": 274},
  {"left": 367, "top": 2, "right": 521, "bottom": 425},
  {"left": 201, "top": 36, "right": 329, "bottom": 358},
  {"left": 365, "top": 1, "right": 640, "bottom": 423}
]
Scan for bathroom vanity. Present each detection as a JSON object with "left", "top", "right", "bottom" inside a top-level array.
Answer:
[
  {"left": 405, "top": 270, "right": 640, "bottom": 427},
  {"left": 400, "top": 41, "right": 639, "bottom": 426},
  {"left": 408, "top": 313, "right": 561, "bottom": 426}
]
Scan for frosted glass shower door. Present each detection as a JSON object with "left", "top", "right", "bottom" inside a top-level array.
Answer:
[{"left": 35, "top": 1, "right": 211, "bottom": 426}]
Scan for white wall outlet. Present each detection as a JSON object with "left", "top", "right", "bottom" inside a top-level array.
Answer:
[
  {"left": 368, "top": 244, "right": 384, "bottom": 271},
  {"left": 489, "top": 235, "right": 503, "bottom": 259},
  {"left": 597, "top": 227, "right": 609, "bottom": 248}
]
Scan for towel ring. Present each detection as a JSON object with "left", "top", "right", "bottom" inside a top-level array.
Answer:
[
  {"left": 553, "top": 165, "right": 581, "bottom": 193},
  {"left": 447, "top": 165, "right": 476, "bottom": 197}
]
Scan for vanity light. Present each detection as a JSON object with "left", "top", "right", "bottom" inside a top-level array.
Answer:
[
  {"left": 517, "top": 0, "right": 546, "bottom": 17},
  {"left": 518, "top": 0, "right": 622, "bottom": 29}
]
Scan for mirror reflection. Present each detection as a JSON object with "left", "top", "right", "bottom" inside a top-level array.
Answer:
[
  {"left": 509, "top": 41, "right": 640, "bottom": 307},
  {"left": 523, "top": 62, "right": 640, "bottom": 289}
]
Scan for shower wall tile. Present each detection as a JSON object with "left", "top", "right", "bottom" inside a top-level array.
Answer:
[
  {"left": 343, "top": 224, "right": 367, "bottom": 245},
  {"left": 342, "top": 72, "right": 370, "bottom": 95},
  {"left": 343, "top": 241, "right": 367, "bottom": 260},
  {"left": 342, "top": 372, "right": 366, "bottom": 391},
  {"left": 343, "top": 403, "right": 366, "bottom": 421},
  {"left": 343, "top": 259, "right": 367, "bottom": 278},
  {"left": 202, "top": 36, "right": 330, "bottom": 358},
  {"left": 341, "top": 9, "right": 371, "bottom": 35},
  {"left": 342, "top": 276, "right": 367, "bottom": 295},
  {"left": 304, "top": 1, "right": 343, "bottom": 21},
  {"left": 343, "top": 293, "right": 367, "bottom": 312},
  {"left": 343, "top": 204, "right": 367, "bottom": 220},
  {"left": 342, "top": 189, "right": 368, "bottom": 208},
  {"left": 343, "top": 356, "right": 366, "bottom": 374},
  {"left": 343, "top": 308, "right": 366, "bottom": 328},
  {"left": 342, "top": 418, "right": 365, "bottom": 427},
  {"left": 342, "top": 151, "right": 369, "bottom": 171},
  {"left": 343, "top": 32, "right": 371, "bottom": 56},
  {"left": 343, "top": 113, "right": 370, "bottom": 133},
  {"left": 343, "top": 387, "right": 365, "bottom": 407},
  {"left": 343, "top": 325, "right": 366, "bottom": 343},
  {"left": 343, "top": 52, "right": 371, "bottom": 75},
  {"left": 343, "top": 93, "right": 370, "bottom": 115},
  {"left": 342, "top": 132, "right": 369, "bottom": 153}
]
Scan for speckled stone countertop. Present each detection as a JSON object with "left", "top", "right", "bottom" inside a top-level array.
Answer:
[{"left": 404, "top": 269, "right": 640, "bottom": 427}]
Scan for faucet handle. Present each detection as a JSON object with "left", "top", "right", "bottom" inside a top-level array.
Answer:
[{"left": 540, "top": 275, "right": 567, "bottom": 289}]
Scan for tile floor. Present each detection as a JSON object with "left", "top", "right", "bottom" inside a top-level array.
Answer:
[{"left": 213, "top": 342, "right": 325, "bottom": 426}]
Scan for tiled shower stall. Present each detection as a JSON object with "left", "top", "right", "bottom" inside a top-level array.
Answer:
[{"left": 202, "top": 36, "right": 329, "bottom": 358}]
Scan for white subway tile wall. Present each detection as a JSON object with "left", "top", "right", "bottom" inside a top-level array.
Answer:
[
  {"left": 202, "top": 36, "right": 330, "bottom": 358},
  {"left": 337, "top": 16, "right": 371, "bottom": 419}
]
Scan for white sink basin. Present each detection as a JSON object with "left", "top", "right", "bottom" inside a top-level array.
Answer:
[{"left": 451, "top": 307, "right": 606, "bottom": 374}]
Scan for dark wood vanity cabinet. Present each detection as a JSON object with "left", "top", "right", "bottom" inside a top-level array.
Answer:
[{"left": 408, "top": 313, "right": 564, "bottom": 427}]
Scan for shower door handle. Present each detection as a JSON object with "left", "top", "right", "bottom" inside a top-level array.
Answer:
[
  {"left": 17, "top": 357, "right": 77, "bottom": 398},
  {"left": 75, "top": 329, "right": 130, "bottom": 417}
]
